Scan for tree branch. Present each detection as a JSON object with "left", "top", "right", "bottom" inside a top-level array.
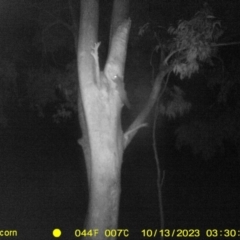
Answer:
[
  {"left": 211, "top": 41, "right": 240, "bottom": 47},
  {"left": 110, "top": 0, "right": 129, "bottom": 41},
  {"left": 123, "top": 64, "right": 173, "bottom": 148}
]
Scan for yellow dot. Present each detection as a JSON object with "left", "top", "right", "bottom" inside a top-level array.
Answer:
[{"left": 53, "top": 228, "right": 61, "bottom": 238}]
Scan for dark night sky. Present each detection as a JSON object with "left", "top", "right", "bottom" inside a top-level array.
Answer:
[{"left": 1, "top": 1, "right": 240, "bottom": 239}]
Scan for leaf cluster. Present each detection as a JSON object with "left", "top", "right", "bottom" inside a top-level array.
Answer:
[
  {"left": 167, "top": 8, "right": 223, "bottom": 79},
  {"left": 159, "top": 85, "right": 191, "bottom": 119},
  {"left": 25, "top": 61, "right": 77, "bottom": 120}
]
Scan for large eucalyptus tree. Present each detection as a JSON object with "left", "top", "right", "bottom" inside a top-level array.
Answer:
[{"left": 77, "top": 0, "right": 222, "bottom": 239}]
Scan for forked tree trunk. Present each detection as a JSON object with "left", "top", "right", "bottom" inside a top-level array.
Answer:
[
  {"left": 77, "top": 1, "right": 171, "bottom": 239},
  {"left": 77, "top": 0, "right": 130, "bottom": 239}
]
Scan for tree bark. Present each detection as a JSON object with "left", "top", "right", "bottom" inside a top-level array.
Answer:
[
  {"left": 77, "top": 0, "right": 130, "bottom": 239},
  {"left": 77, "top": 1, "right": 170, "bottom": 238}
]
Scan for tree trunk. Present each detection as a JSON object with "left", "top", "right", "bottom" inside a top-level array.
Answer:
[
  {"left": 77, "top": 1, "right": 171, "bottom": 238},
  {"left": 77, "top": 0, "right": 130, "bottom": 239}
]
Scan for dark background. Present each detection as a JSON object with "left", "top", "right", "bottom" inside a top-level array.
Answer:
[{"left": 1, "top": 0, "right": 240, "bottom": 239}]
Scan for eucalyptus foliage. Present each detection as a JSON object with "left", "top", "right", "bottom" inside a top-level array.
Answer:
[{"left": 166, "top": 8, "right": 223, "bottom": 79}]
